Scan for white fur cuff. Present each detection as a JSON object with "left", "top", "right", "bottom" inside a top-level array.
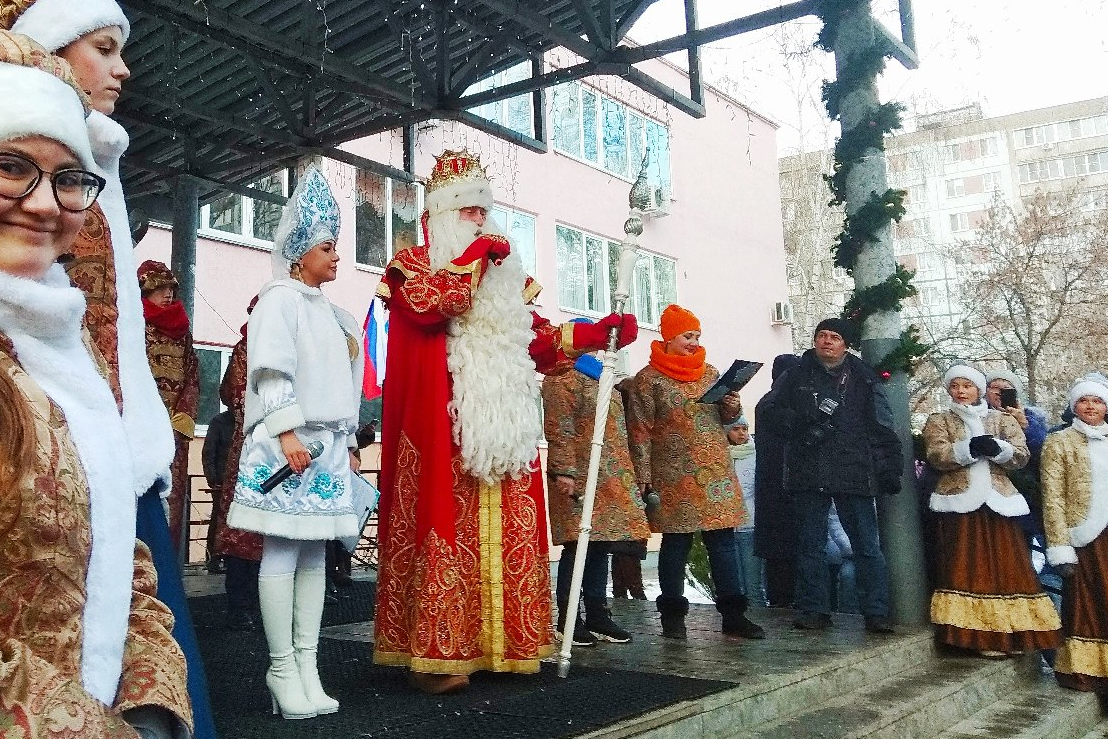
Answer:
[
  {"left": 952, "top": 438, "right": 975, "bottom": 467},
  {"left": 989, "top": 439, "right": 1015, "bottom": 464},
  {"left": 263, "top": 403, "right": 306, "bottom": 438},
  {"left": 984, "top": 490, "right": 1031, "bottom": 517},
  {"left": 1046, "top": 544, "right": 1077, "bottom": 566}
]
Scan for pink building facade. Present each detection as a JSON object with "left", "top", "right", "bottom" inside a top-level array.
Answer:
[{"left": 135, "top": 54, "right": 792, "bottom": 433}]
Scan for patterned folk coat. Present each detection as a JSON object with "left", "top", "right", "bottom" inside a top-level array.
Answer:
[
  {"left": 626, "top": 364, "right": 745, "bottom": 534},
  {"left": 541, "top": 368, "right": 650, "bottom": 545},
  {"left": 0, "top": 339, "right": 192, "bottom": 737}
]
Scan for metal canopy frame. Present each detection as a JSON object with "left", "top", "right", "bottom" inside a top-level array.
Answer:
[{"left": 117, "top": 0, "right": 917, "bottom": 217}]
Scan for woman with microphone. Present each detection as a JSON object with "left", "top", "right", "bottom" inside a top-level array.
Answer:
[{"left": 227, "top": 164, "right": 363, "bottom": 720}]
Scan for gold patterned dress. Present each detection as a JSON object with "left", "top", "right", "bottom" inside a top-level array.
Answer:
[
  {"left": 0, "top": 337, "right": 192, "bottom": 738},
  {"left": 541, "top": 368, "right": 650, "bottom": 545},
  {"left": 626, "top": 364, "right": 745, "bottom": 533}
]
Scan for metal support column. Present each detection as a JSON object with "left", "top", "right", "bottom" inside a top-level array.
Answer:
[
  {"left": 831, "top": 0, "right": 928, "bottom": 626},
  {"left": 170, "top": 175, "right": 199, "bottom": 322}
]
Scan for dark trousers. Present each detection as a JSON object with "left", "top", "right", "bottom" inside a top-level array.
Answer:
[
  {"left": 611, "top": 553, "right": 646, "bottom": 599},
  {"left": 556, "top": 541, "right": 611, "bottom": 616},
  {"left": 795, "top": 492, "right": 888, "bottom": 618},
  {"left": 658, "top": 528, "right": 743, "bottom": 601},
  {"left": 225, "top": 555, "right": 260, "bottom": 615},
  {"left": 763, "top": 556, "right": 796, "bottom": 607}
]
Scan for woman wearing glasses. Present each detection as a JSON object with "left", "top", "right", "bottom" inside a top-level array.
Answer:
[{"left": 0, "top": 31, "right": 191, "bottom": 739}]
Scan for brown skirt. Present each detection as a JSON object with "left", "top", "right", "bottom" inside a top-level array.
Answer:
[
  {"left": 1056, "top": 527, "right": 1108, "bottom": 693},
  {"left": 930, "top": 507, "right": 1061, "bottom": 652}
]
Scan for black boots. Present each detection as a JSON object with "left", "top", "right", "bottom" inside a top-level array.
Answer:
[
  {"left": 584, "top": 598, "right": 632, "bottom": 643},
  {"left": 656, "top": 595, "right": 689, "bottom": 639},
  {"left": 717, "top": 595, "right": 766, "bottom": 639}
]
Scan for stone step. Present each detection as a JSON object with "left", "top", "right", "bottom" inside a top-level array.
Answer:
[
  {"left": 737, "top": 651, "right": 1042, "bottom": 739},
  {"left": 935, "top": 671, "right": 1102, "bottom": 739}
]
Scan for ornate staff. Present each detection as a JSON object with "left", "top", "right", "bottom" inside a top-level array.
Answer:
[{"left": 558, "top": 159, "right": 652, "bottom": 678}]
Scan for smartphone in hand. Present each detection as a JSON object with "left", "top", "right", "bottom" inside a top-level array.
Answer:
[{"left": 999, "top": 387, "right": 1018, "bottom": 408}]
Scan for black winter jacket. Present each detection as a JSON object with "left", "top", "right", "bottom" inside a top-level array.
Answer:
[{"left": 760, "top": 349, "right": 902, "bottom": 497}]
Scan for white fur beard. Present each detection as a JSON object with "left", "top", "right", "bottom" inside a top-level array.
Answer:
[{"left": 436, "top": 215, "right": 543, "bottom": 483}]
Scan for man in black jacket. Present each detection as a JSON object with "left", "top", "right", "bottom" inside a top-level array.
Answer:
[{"left": 761, "top": 319, "right": 902, "bottom": 633}]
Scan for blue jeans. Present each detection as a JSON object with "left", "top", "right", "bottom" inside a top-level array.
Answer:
[
  {"left": 556, "top": 541, "right": 610, "bottom": 613},
  {"left": 735, "top": 530, "right": 764, "bottom": 605},
  {"left": 795, "top": 492, "right": 888, "bottom": 618},
  {"left": 658, "top": 528, "right": 743, "bottom": 601}
]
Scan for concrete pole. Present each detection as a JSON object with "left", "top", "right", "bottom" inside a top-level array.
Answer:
[
  {"left": 170, "top": 175, "right": 199, "bottom": 321},
  {"left": 831, "top": 0, "right": 928, "bottom": 626}
]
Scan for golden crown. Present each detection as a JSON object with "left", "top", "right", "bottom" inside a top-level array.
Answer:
[{"left": 426, "top": 149, "right": 488, "bottom": 193}]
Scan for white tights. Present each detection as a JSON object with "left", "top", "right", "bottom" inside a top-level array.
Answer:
[{"left": 258, "top": 536, "right": 326, "bottom": 577}]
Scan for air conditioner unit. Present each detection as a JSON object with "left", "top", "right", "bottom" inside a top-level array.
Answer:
[
  {"left": 642, "top": 186, "right": 671, "bottom": 218},
  {"left": 771, "top": 301, "right": 794, "bottom": 325}
]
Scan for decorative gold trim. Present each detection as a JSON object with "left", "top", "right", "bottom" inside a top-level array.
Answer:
[
  {"left": 560, "top": 323, "right": 585, "bottom": 360},
  {"left": 522, "top": 278, "right": 542, "bottom": 305},
  {"left": 375, "top": 282, "right": 392, "bottom": 299},
  {"left": 478, "top": 479, "right": 508, "bottom": 668},
  {"left": 1056, "top": 636, "right": 1108, "bottom": 678},
  {"left": 931, "top": 589, "right": 1061, "bottom": 632}
]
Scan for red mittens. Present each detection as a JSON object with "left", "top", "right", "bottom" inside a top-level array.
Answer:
[
  {"left": 572, "top": 313, "right": 638, "bottom": 351},
  {"left": 451, "top": 234, "right": 512, "bottom": 268}
]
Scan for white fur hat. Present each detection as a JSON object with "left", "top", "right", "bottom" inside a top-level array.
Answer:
[
  {"left": 943, "top": 364, "right": 987, "bottom": 396},
  {"left": 985, "top": 368, "right": 1023, "bottom": 396},
  {"left": 1069, "top": 375, "right": 1108, "bottom": 410},
  {"left": 10, "top": 0, "right": 129, "bottom": 52},
  {"left": 424, "top": 149, "right": 494, "bottom": 217},
  {"left": 0, "top": 62, "right": 95, "bottom": 171}
]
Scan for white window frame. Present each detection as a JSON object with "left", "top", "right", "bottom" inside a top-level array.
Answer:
[
  {"left": 1014, "top": 115, "right": 1108, "bottom": 149},
  {"left": 199, "top": 170, "right": 289, "bottom": 249},
  {"left": 553, "top": 222, "right": 677, "bottom": 330},
  {"left": 551, "top": 81, "right": 672, "bottom": 195},
  {"left": 488, "top": 204, "right": 538, "bottom": 277},
  {"left": 464, "top": 61, "right": 534, "bottom": 137},
  {"left": 194, "top": 344, "right": 234, "bottom": 437},
  {"left": 945, "top": 178, "right": 966, "bottom": 198},
  {"left": 353, "top": 175, "right": 425, "bottom": 272}
]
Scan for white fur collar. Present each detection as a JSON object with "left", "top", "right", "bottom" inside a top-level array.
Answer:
[
  {"left": 87, "top": 111, "right": 175, "bottom": 498},
  {"left": 929, "top": 403, "right": 1028, "bottom": 517},
  {"left": 1070, "top": 422, "right": 1108, "bottom": 548},
  {"left": 0, "top": 265, "right": 135, "bottom": 705}
]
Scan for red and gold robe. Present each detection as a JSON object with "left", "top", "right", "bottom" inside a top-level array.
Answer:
[
  {"left": 372, "top": 246, "right": 576, "bottom": 675},
  {"left": 143, "top": 304, "right": 200, "bottom": 549}
]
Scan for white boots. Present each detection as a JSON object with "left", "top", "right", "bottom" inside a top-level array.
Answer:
[
  {"left": 293, "top": 569, "right": 339, "bottom": 714},
  {"left": 258, "top": 570, "right": 338, "bottom": 719}
]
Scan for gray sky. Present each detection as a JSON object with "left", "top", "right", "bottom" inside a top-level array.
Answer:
[{"left": 628, "top": 0, "right": 1108, "bottom": 152}]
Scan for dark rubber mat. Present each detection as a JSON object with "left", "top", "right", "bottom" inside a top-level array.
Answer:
[
  {"left": 187, "top": 580, "right": 375, "bottom": 631},
  {"left": 197, "top": 627, "right": 734, "bottom": 738}
]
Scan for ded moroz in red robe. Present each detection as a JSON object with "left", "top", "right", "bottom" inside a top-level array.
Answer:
[{"left": 373, "top": 245, "right": 580, "bottom": 675}]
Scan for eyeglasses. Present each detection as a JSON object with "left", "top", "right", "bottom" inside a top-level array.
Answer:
[{"left": 0, "top": 152, "right": 106, "bottom": 212}]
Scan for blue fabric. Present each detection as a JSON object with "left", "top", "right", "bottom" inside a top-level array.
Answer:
[
  {"left": 136, "top": 489, "right": 219, "bottom": 739},
  {"left": 734, "top": 530, "right": 763, "bottom": 604},
  {"left": 278, "top": 165, "right": 340, "bottom": 262},
  {"left": 658, "top": 528, "right": 743, "bottom": 601},
  {"left": 556, "top": 541, "right": 610, "bottom": 611},
  {"left": 794, "top": 492, "right": 888, "bottom": 618},
  {"left": 574, "top": 354, "right": 603, "bottom": 380}
]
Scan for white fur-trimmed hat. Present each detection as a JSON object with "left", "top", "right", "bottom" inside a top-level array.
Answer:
[
  {"left": 8, "top": 0, "right": 129, "bottom": 52},
  {"left": 0, "top": 32, "right": 95, "bottom": 171},
  {"left": 985, "top": 368, "right": 1023, "bottom": 396},
  {"left": 1069, "top": 375, "right": 1108, "bottom": 411},
  {"left": 943, "top": 364, "right": 987, "bottom": 397},
  {"left": 424, "top": 149, "right": 494, "bottom": 217}
]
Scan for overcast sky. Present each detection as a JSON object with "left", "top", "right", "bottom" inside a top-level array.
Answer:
[{"left": 628, "top": 0, "right": 1108, "bottom": 153}]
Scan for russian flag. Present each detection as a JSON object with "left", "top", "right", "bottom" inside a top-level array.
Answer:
[{"left": 363, "top": 297, "right": 388, "bottom": 400}]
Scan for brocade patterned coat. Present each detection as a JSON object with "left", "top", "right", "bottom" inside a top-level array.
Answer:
[
  {"left": 541, "top": 369, "right": 650, "bottom": 545},
  {"left": 626, "top": 364, "right": 745, "bottom": 534},
  {"left": 0, "top": 339, "right": 192, "bottom": 737}
]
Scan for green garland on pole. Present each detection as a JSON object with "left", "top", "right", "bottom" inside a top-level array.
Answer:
[{"left": 817, "top": 0, "right": 929, "bottom": 379}]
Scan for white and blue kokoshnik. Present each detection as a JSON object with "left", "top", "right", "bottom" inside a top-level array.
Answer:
[{"left": 234, "top": 422, "right": 358, "bottom": 538}]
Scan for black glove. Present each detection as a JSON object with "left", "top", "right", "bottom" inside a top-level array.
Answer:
[
  {"left": 876, "top": 474, "right": 901, "bottom": 496},
  {"left": 1054, "top": 563, "right": 1077, "bottom": 579},
  {"left": 968, "top": 435, "right": 1001, "bottom": 458}
]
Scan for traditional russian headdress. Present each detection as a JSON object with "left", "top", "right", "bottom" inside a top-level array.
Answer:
[
  {"left": 424, "top": 149, "right": 494, "bottom": 217},
  {"left": 136, "top": 260, "right": 178, "bottom": 295},
  {"left": 4, "top": 0, "right": 129, "bottom": 52},
  {"left": 271, "top": 163, "right": 340, "bottom": 278},
  {"left": 0, "top": 30, "right": 95, "bottom": 170}
]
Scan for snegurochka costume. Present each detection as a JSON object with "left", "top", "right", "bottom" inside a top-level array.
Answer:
[
  {"left": 373, "top": 150, "right": 633, "bottom": 683},
  {"left": 0, "top": 32, "right": 192, "bottom": 737},
  {"left": 227, "top": 164, "right": 362, "bottom": 720},
  {"left": 138, "top": 260, "right": 199, "bottom": 548},
  {"left": 923, "top": 365, "right": 1061, "bottom": 654},
  {"left": 1041, "top": 378, "right": 1108, "bottom": 693}
]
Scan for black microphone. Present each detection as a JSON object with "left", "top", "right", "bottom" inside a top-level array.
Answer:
[{"left": 261, "top": 440, "right": 324, "bottom": 493}]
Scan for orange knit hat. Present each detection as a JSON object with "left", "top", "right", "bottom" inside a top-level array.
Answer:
[{"left": 659, "top": 304, "right": 700, "bottom": 342}]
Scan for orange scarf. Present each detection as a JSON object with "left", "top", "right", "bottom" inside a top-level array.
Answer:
[{"left": 649, "top": 340, "right": 706, "bottom": 382}]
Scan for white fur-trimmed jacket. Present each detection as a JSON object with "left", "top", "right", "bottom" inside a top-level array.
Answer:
[{"left": 1040, "top": 425, "right": 1108, "bottom": 566}]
